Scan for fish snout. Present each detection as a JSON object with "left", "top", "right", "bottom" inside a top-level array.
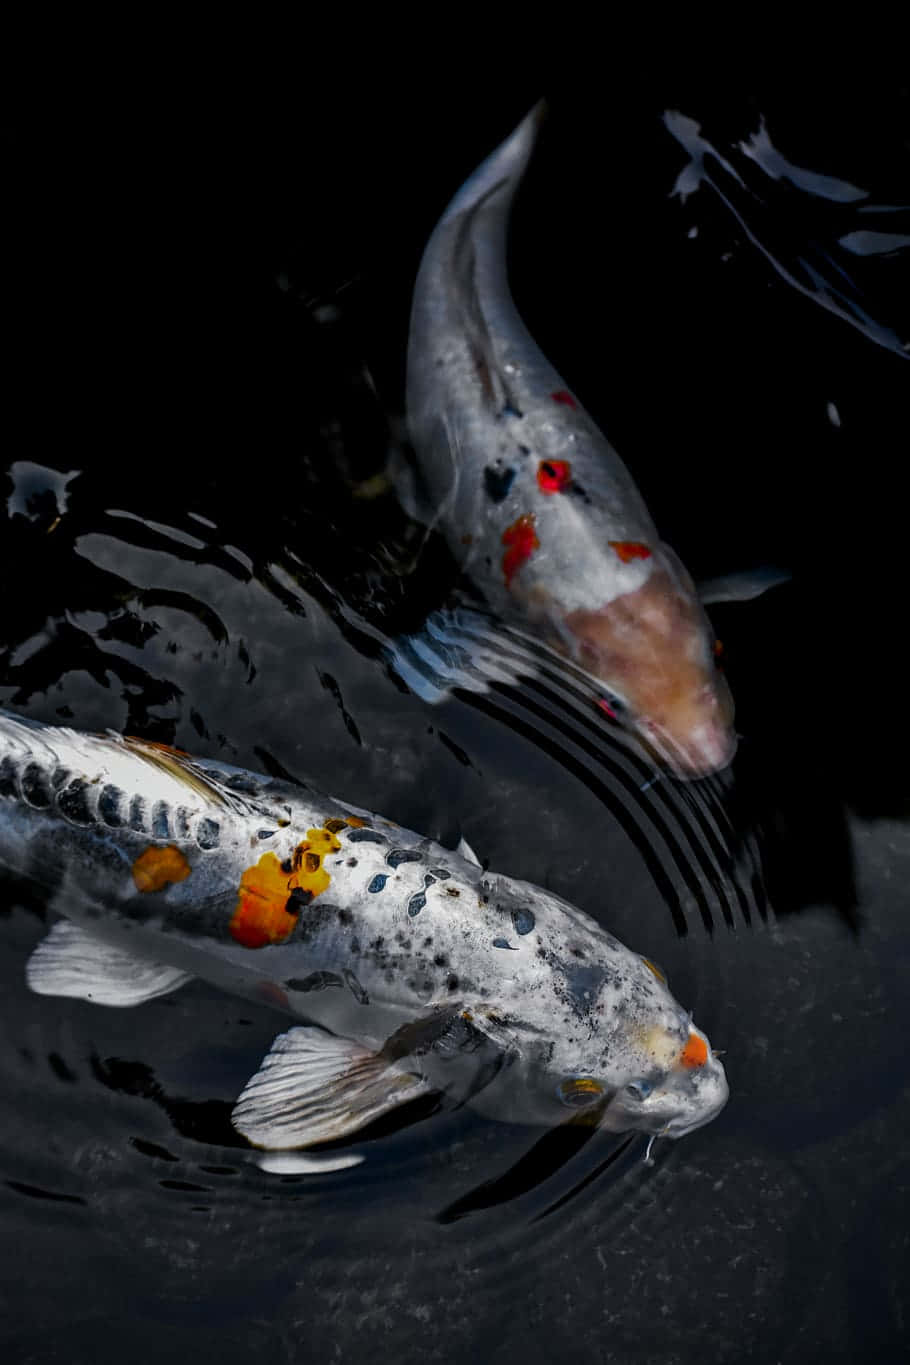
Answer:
[
  {"left": 638, "top": 680, "right": 737, "bottom": 780},
  {"left": 664, "top": 1054, "right": 730, "bottom": 1138}
]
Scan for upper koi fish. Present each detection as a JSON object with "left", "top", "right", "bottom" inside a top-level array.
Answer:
[{"left": 406, "top": 103, "right": 736, "bottom": 777}]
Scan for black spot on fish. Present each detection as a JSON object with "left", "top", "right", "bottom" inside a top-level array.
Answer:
[
  {"left": 257, "top": 829, "right": 276, "bottom": 840},
  {"left": 347, "top": 858, "right": 358, "bottom": 867},
  {"left": 174, "top": 808, "right": 192, "bottom": 839},
  {"left": 510, "top": 907, "right": 536, "bottom": 936},
  {"left": 424, "top": 874, "right": 437, "bottom": 888},
  {"left": 368, "top": 874, "right": 388, "bottom": 893},
  {"left": 387, "top": 849, "right": 422, "bottom": 868},
  {"left": 323, "top": 817, "right": 349, "bottom": 834},
  {"left": 296, "top": 902, "right": 344, "bottom": 944},
  {"left": 433, "top": 954, "right": 447, "bottom": 968},
  {"left": 518, "top": 444, "right": 531, "bottom": 456},
  {"left": 57, "top": 780, "right": 94, "bottom": 827},
  {"left": 446, "top": 973, "right": 459, "bottom": 992},
  {"left": 151, "top": 801, "right": 170, "bottom": 840},
  {"left": 446, "top": 887, "right": 461, "bottom": 898},
  {"left": 21, "top": 763, "right": 51, "bottom": 809},
  {"left": 348, "top": 828, "right": 387, "bottom": 844},
  {"left": 569, "top": 481, "right": 591, "bottom": 505},
  {"left": 128, "top": 795, "right": 146, "bottom": 833},
  {"left": 484, "top": 465, "right": 516, "bottom": 502},
  {"left": 0, "top": 756, "right": 18, "bottom": 799},
  {"left": 429, "top": 867, "right": 449, "bottom": 880},
  {"left": 338, "top": 908, "right": 353, "bottom": 927},
  {"left": 342, "top": 969, "right": 370, "bottom": 1006},
  {"left": 280, "top": 858, "right": 293, "bottom": 874},
  {"left": 407, "top": 891, "right": 427, "bottom": 917},
  {"left": 286, "top": 972, "right": 344, "bottom": 993},
  {"left": 493, "top": 938, "right": 516, "bottom": 950},
  {"left": 350, "top": 937, "right": 360, "bottom": 955},
  {"left": 285, "top": 887, "right": 313, "bottom": 914},
  {"left": 559, "top": 962, "right": 607, "bottom": 1018},
  {"left": 98, "top": 784, "right": 124, "bottom": 827},
  {"left": 196, "top": 818, "right": 220, "bottom": 851}
]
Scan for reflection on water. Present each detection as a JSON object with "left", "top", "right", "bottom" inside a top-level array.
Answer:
[{"left": 2, "top": 77, "right": 910, "bottom": 1363}]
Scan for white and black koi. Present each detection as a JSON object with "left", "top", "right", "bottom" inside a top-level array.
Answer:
[
  {"left": 405, "top": 104, "right": 745, "bottom": 778},
  {"left": 1, "top": 710, "right": 728, "bottom": 1154}
]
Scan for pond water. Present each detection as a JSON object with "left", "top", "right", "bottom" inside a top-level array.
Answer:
[{"left": 2, "top": 73, "right": 909, "bottom": 1363}]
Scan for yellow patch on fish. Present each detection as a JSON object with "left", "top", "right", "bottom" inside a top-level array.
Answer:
[
  {"left": 132, "top": 844, "right": 191, "bottom": 893},
  {"left": 229, "top": 827, "right": 341, "bottom": 949},
  {"left": 642, "top": 957, "right": 666, "bottom": 984},
  {"left": 640, "top": 1024, "right": 685, "bottom": 1070}
]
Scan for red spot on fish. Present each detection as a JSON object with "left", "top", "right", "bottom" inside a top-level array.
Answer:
[
  {"left": 502, "top": 514, "right": 539, "bottom": 587},
  {"left": 536, "top": 460, "right": 572, "bottom": 494},
  {"left": 596, "top": 699, "right": 618, "bottom": 721},
  {"left": 609, "top": 541, "right": 652, "bottom": 564},
  {"left": 551, "top": 390, "right": 577, "bottom": 409},
  {"left": 680, "top": 1033, "right": 709, "bottom": 1069}
]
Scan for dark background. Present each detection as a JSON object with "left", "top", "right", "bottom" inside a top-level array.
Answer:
[{"left": 1, "top": 57, "right": 909, "bottom": 1364}]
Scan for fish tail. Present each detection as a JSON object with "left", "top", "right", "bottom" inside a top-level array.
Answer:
[{"left": 437, "top": 100, "right": 547, "bottom": 226}]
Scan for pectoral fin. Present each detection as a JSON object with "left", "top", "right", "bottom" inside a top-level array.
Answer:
[
  {"left": 26, "top": 920, "right": 193, "bottom": 1006},
  {"left": 698, "top": 566, "right": 791, "bottom": 605},
  {"left": 232, "top": 1025, "right": 433, "bottom": 1150}
]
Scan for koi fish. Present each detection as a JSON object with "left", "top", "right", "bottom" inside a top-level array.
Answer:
[
  {"left": 1, "top": 710, "right": 728, "bottom": 1153},
  {"left": 405, "top": 103, "right": 742, "bottom": 777}
]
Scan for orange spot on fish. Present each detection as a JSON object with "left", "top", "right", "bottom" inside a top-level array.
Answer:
[
  {"left": 679, "top": 1033, "right": 709, "bottom": 1069},
  {"left": 345, "top": 816, "right": 366, "bottom": 827},
  {"left": 537, "top": 460, "right": 572, "bottom": 494},
  {"left": 551, "top": 390, "right": 577, "bottom": 409},
  {"left": 502, "top": 514, "right": 539, "bottom": 586},
  {"left": 642, "top": 957, "right": 666, "bottom": 984},
  {"left": 609, "top": 541, "right": 652, "bottom": 564},
  {"left": 132, "top": 845, "right": 191, "bottom": 893},
  {"left": 229, "top": 826, "right": 342, "bottom": 949}
]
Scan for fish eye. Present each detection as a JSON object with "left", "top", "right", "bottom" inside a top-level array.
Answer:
[
  {"left": 625, "top": 1079, "right": 652, "bottom": 1102},
  {"left": 557, "top": 1077, "right": 604, "bottom": 1108}
]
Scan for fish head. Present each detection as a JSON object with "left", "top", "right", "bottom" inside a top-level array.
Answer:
[
  {"left": 546, "top": 951, "right": 729, "bottom": 1140},
  {"left": 562, "top": 557, "right": 736, "bottom": 778}
]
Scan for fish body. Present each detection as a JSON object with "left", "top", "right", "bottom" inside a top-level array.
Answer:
[
  {"left": 2, "top": 710, "right": 728, "bottom": 1150},
  {"left": 406, "top": 105, "right": 735, "bottom": 777}
]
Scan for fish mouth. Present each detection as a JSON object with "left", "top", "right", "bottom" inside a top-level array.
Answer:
[{"left": 638, "top": 718, "right": 738, "bottom": 781}]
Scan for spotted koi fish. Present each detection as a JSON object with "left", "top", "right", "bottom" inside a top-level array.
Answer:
[
  {"left": 2, "top": 711, "right": 727, "bottom": 1153},
  {"left": 405, "top": 103, "right": 741, "bottom": 777}
]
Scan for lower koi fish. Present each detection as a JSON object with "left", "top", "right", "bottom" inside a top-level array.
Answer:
[{"left": 2, "top": 711, "right": 728, "bottom": 1154}]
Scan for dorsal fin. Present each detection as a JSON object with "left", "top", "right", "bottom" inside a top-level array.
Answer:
[{"left": 119, "top": 735, "right": 243, "bottom": 812}]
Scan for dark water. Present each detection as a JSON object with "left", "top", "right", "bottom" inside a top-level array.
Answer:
[{"left": 2, "top": 71, "right": 910, "bottom": 1363}]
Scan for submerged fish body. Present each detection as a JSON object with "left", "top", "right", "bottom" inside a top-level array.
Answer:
[
  {"left": 406, "top": 105, "right": 735, "bottom": 777},
  {"left": 2, "top": 711, "right": 728, "bottom": 1151}
]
